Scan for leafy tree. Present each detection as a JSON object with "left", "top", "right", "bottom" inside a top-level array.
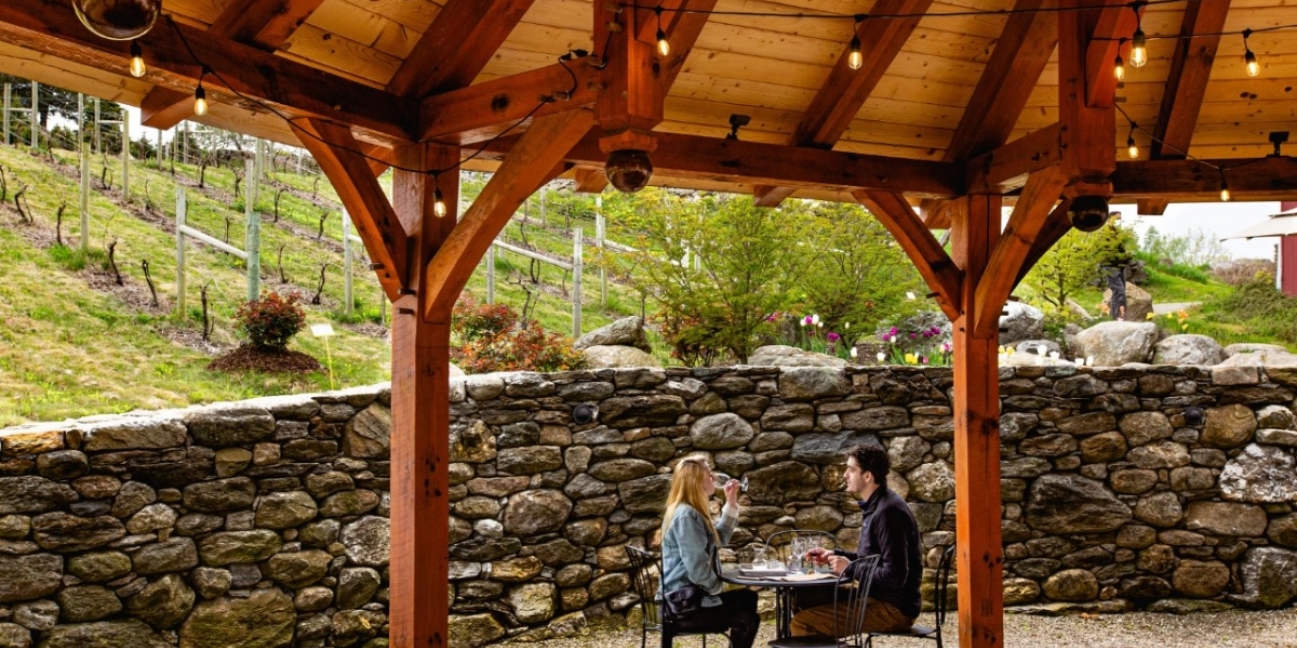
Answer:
[
  {"left": 0, "top": 75, "right": 125, "bottom": 150},
  {"left": 1023, "top": 220, "right": 1137, "bottom": 312},
  {"left": 619, "top": 191, "right": 806, "bottom": 364},
  {"left": 1141, "top": 226, "right": 1230, "bottom": 267}
]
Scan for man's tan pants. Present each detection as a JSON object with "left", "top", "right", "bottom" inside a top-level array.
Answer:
[{"left": 790, "top": 597, "right": 913, "bottom": 637}]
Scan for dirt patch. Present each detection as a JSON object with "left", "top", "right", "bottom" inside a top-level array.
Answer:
[
  {"left": 342, "top": 322, "right": 389, "bottom": 339},
  {"left": 208, "top": 344, "right": 322, "bottom": 373}
]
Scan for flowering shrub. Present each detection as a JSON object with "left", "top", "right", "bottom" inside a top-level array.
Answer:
[
  {"left": 768, "top": 312, "right": 859, "bottom": 360},
  {"left": 1149, "top": 309, "right": 1191, "bottom": 334},
  {"left": 452, "top": 297, "right": 518, "bottom": 342},
  {"left": 878, "top": 322, "right": 952, "bottom": 366},
  {"left": 452, "top": 298, "right": 586, "bottom": 373},
  {"left": 235, "top": 292, "right": 307, "bottom": 350}
]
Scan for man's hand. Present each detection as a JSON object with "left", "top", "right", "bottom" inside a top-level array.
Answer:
[
  {"left": 724, "top": 479, "right": 741, "bottom": 507},
  {"left": 827, "top": 556, "right": 850, "bottom": 575},
  {"left": 805, "top": 547, "right": 832, "bottom": 564}
]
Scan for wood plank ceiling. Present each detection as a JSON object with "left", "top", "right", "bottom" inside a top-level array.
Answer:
[{"left": 4, "top": 0, "right": 1297, "bottom": 205}]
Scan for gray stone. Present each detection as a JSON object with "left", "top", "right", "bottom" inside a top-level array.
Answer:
[
  {"left": 498, "top": 446, "right": 564, "bottom": 475},
  {"left": 1220, "top": 443, "right": 1297, "bottom": 503},
  {"left": 1080, "top": 432, "right": 1128, "bottom": 463},
  {"left": 1128, "top": 441, "right": 1190, "bottom": 469},
  {"left": 502, "top": 490, "right": 572, "bottom": 536},
  {"left": 1119, "top": 412, "right": 1174, "bottom": 447},
  {"left": 1110, "top": 469, "right": 1158, "bottom": 494},
  {"left": 337, "top": 567, "right": 381, "bottom": 609},
  {"left": 1072, "top": 322, "right": 1159, "bottom": 366},
  {"left": 293, "top": 586, "right": 333, "bottom": 611},
  {"left": 183, "top": 478, "right": 256, "bottom": 513},
  {"left": 132, "top": 538, "right": 199, "bottom": 575},
  {"left": 344, "top": 403, "right": 391, "bottom": 459},
  {"left": 510, "top": 583, "right": 557, "bottom": 624},
  {"left": 451, "top": 420, "right": 497, "bottom": 463},
  {"left": 80, "top": 417, "right": 187, "bottom": 452},
  {"left": 0, "top": 623, "right": 29, "bottom": 648},
  {"left": 304, "top": 471, "right": 354, "bottom": 498},
  {"left": 1257, "top": 428, "right": 1297, "bottom": 446},
  {"left": 331, "top": 609, "right": 385, "bottom": 646},
  {"left": 191, "top": 568, "right": 231, "bottom": 600},
  {"left": 1172, "top": 560, "right": 1230, "bottom": 598},
  {"left": 689, "top": 413, "right": 755, "bottom": 450},
  {"left": 57, "top": 585, "right": 122, "bottom": 622},
  {"left": 1145, "top": 599, "right": 1236, "bottom": 614},
  {"left": 126, "top": 573, "right": 194, "bottom": 629},
  {"left": 13, "top": 600, "right": 58, "bottom": 631},
  {"left": 341, "top": 516, "right": 391, "bottom": 567},
  {"left": 1001, "top": 457, "right": 1052, "bottom": 478},
  {"left": 1185, "top": 501, "right": 1268, "bottom": 536},
  {"left": 618, "top": 474, "right": 672, "bottom": 514},
  {"left": 906, "top": 462, "right": 954, "bottom": 502},
  {"left": 599, "top": 395, "right": 687, "bottom": 428},
  {"left": 1234, "top": 547, "right": 1297, "bottom": 608},
  {"left": 35, "top": 450, "right": 88, "bottom": 480},
  {"left": 299, "top": 519, "right": 341, "bottom": 548},
  {"left": 1256, "top": 405, "right": 1295, "bottom": 430},
  {"left": 582, "top": 345, "right": 661, "bottom": 369},
  {"left": 1025, "top": 474, "right": 1130, "bottom": 534},
  {"left": 574, "top": 317, "right": 651, "bottom": 351},
  {"left": 448, "top": 613, "right": 506, "bottom": 648},
  {"left": 213, "top": 448, "right": 251, "bottom": 477},
  {"left": 841, "top": 406, "right": 909, "bottom": 431},
  {"left": 588, "top": 458, "right": 656, "bottom": 483},
  {"left": 999, "top": 413, "right": 1039, "bottom": 441},
  {"left": 790, "top": 432, "right": 878, "bottom": 465},
  {"left": 1000, "top": 302, "right": 1045, "bottom": 345},
  {"left": 179, "top": 588, "right": 295, "bottom": 648},
  {"left": 776, "top": 367, "right": 851, "bottom": 400},
  {"left": 761, "top": 404, "right": 815, "bottom": 433},
  {"left": 262, "top": 550, "right": 332, "bottom": 588},
  {"left": 184, "top": 406, "right": 275, "bottom": 447},
  {"left": 110, "top": 482, "right": 156, "bottom": 518},
  {"left": 174, "top": 514, "right": 222, "bottom": 537},
  {"left": 255, "top": 491, "right": 318, "bottom": 529},
  {"left": 1268, "top": 514, "right": 1297, "bottom": 548},
  {"left": 0, "top": 477, "right": 77, "bottom": 515},
  {"left": 1053, "top": 374, "right": 1107, "bottom": 398},
  {"left": 198, "top": 530, "right": 282, "bottom": 566},
  {"left": 887, "top": 437, "right": 929, "bottom": 472},
  {"left": 1202, "top": 404, "right": 1258, "bottom": 449},
  {"left": 1042, "top": 569, "right": 1099, "bottom": 602},
  {"left": 40, "top": 619, "right": 169, "bottom": 648},
  {"left": 320, "top": 490, "right": 380, "bottom": 517},
  {"left": 126, "top": 504, "right": 177, "bottom": 535},
  {"left": 1018, "top": 434, "right": 1078, "bottom": 457},
  {"left": 1153, "top": 335, "right": 1226, "bottom": 366},
  {"left": 1055, "top": 412, "right": 1117, "bottom": 436},
  {"left": 748, "top": 346, "right": 846, "bottom": 368},
  {"left": 67, "top": 552, "right": 130, "bottom": 583},
  {"left": 31, "top": 514, "right": 124, "bottom": 552},
  {"left": 746, "top": 461, "right": 821, "bottom": 505},
  {"left": 1133, "top": 491, "right": 1183, "bottom": 528}
]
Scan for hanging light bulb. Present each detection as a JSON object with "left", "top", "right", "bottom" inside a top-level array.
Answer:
[
  {"left": 193, "top": 83, "right": 208, "bottom": 116},
  {"left": 848, "top": 16, "right": 864, "bottom": 70},
  {"left": 73, "top": 0, "right": 161, "bottom": 41},
  {"left": 1243, "top": 30, "right": 1260, "bottom": 77},
  {"left": 128, "top": 40, "right": 146, "bottom": 77},
  {"left": 1114, "top": 52, "right": 1125, "bottom": 81},
  {"left": 1219, "top": 170, "right": 1231, "bottom": 202},
  {"left": 1130, "top": 28, "right": 1147, "bottom": 67},
  {"left": 654, "top": 6, "right": 669, "bottom": 57},
  {"left": 1127, "top": 135, "right": 1139, "bottom": 159},
  {"left": 433, "top": 174, "right": 448, "bottom": 218}
]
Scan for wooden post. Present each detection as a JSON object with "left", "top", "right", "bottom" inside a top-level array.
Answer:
[
  {"left": 79, "top": 141, "right": 90, "bottom": 252},
  {"left": 121, "top": 118, "right": 129, "bottom": 202},
  {"left": 30, "top": 81, "right": 37, "bottom": 149},
  {"left": 950, "top": 194, "right": 1005, "bottom": 648},
  {"left": 176, "top": 186, "right": 187, "bottom": 316},
  {"left": 573, "top": 226, "right": 583, "bottom": 338},
  {"left": 596, "top": 200, "right": 607, "bottom": 307},
  {"left": 93, "top": 97, "right": 100, "bottom": 154},
  {"left": 388, "top": 141, "right": 458, "bottom": 648},
  {"left": 246, "top": 157, "right": 261, "bottom": 302}
]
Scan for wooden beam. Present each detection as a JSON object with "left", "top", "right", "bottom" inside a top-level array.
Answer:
[
  {"left": 1013, "top": 197, "right": 1075, "bottom": 288},
  {"left": 1112, "top": 157, "right": 1297, "bottom": 201},
  {"left": 855, "top": 190, "right": 962, "bottom": 321},
  {"left": 388, "top": 0, "right": 536, "bottom": 99},
  {"left": 1059, "top": 0, "right": 1117, "bottom": 183},
  {"left": 0, "top": 0, "right": 414, "bottom": 141},
  {"left": 595, "top": 1, "right": 664, "bottom": 136},
  {"left": 757, "top": 0, "right": 934, "bottom": 206},
  {"left": 483, "top": 130, "right": 963, "bottom": 198},
  {"left": 659, "top": 0, "right": 718, "bottom": 91},
  {"left": 972, "top": 165, "right": 1068, "bottom": 338},
  {"left": 1151, "top": 0, "right": 1232, "bottom": 159},
  {"left": 291, "top": 119, "right": 408, "bottom": 301},
  {"left": 1084, "top": 2, "right": 1140, "bottom": 108},
  {"left": 965, "top": 123, "right": 1063, "bottom": 195},
  {"left": 419, "top": 62, "right": 598, "bottom": 145},
  {"left": 1136, "top": 198, "right": 1169, "bottom": 216},
  {"left": 950, "top": 193, "right": 1005, "bottom": 648},
  {"left": 388, "top": 141, "right": 457, "bottom": 648},
  {"left": 573, "top": 168, "right": 609, "bottom": 194},
  {"left": 425, "top": 109, "right": 596, "bottom": 317},
  {"left": 140, "top": 0, "right": 325, "bottom": 130}
]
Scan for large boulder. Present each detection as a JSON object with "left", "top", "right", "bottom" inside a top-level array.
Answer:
[
  {"left": 1102, "top": 281, "right": 1153, "bottom": 321},
  {"left": 178, "top": 588, "right": 295, "bottom": 648},
  {"left": 1152, "top": 334, "right": 1226, "bottom": 366},
  {"left": 1233, "top": 547, "right": 1297, "bottom": 608},
  {"left": 573, "top": 316, "right": 651, "bottom": 352},
  {"left": 748, "top": 345, "right": 847, "bottom": 368},
  {"left": 1220, "top": 444, "right": 1297, "bottom": 503},
  {"left": 1024, "top": 474, "right": 1131, "bottom": 533},
  {"left": 41, "top": 620, "right": 169, "bottom": 648},
  {"left": 581, "top": 345, "right": 660, "bottom": 369},
  {"left": 999, "top": 301, "right": 1045, "bottom": 346},
  {"left": 1224, "top": 342, "right": 1290, "bottom": 358},
  {"left": 0, "top": 554, "right": 62, "bottom": 603},
  {"left": 1072, "top": 321, "right": 1159, "bottom": 366}
]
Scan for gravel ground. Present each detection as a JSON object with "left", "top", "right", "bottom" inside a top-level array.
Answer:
[{"left": 504, "top": 609, "right": 1297, "bottom": 648}]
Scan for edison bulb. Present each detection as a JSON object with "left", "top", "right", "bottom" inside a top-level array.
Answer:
[
  {"left": 1130, "top": 30, "right": 1148, "bottom": 68},
  {"left": 848, "top": 37, "right": 863, "bottom": 70},
  {"left": 129, "top": 41, "right": 146, "bottom": 77},
  {"left": 193, "top": 86, "right": 208, "bottom": 116},
  {"left": 656, "top": 29, "right": 670, "bottom": 57},
  {"left": 1245, "top": 51, "right": 1260, "bottom": 77}
]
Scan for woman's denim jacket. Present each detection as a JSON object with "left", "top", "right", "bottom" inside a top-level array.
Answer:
[{"left": 658, "top": 502, "right": 739, "bottom": 609}]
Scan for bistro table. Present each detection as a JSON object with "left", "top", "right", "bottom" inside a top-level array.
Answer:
[{"left": 721, "top": 567, "right": 843, "bottom": 639}]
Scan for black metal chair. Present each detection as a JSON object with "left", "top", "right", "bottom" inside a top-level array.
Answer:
[
  {"left": 864, "top": 545, "right": 955, "bottom": 648},
  {"left": 625, "top": 545, "right": 730, "bottom": 648},
  {"left": 768, "top": 555, "right": 882, "bottom": 648}
]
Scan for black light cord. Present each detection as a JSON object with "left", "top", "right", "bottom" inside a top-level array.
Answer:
[{"left": 625, "top": 0, "right": 1188, "bottom": 21}]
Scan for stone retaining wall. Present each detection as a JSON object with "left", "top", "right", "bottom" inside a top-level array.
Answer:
[{"left": 2, "top": 364, "right": 1297, "bottom": 647}]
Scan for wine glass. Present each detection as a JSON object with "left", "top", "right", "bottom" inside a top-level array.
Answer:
[{"left": 713, "top": 472, "right": 749, "bottom": 493}]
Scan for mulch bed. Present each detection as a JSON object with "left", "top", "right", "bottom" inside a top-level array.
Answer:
[{"left": 207, "top": 344, "right": 321, "bottom": 373}]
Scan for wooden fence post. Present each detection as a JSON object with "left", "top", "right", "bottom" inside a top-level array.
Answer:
[
  {"left": 121, "top": 118, "right": 129, "bottom": 202},
  {"left": 80, "top": 141, "right": 90, "bottom": 252},
  {"left": 176, "top": 186, "right": 186, "bottom": 316},
  {"left": 573, "top": 226, "right": 583, "bottom": 338},
  {"left": 246, "top": 157, "right": 260, "bottom": 302},
  {"left": 343, "top": 212, "right": 353, "bottom": 316}
]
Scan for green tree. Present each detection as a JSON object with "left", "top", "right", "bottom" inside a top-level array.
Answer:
[
  {"left": 619, "top": 191, "right": 806, "bottom": 364},
  {"left": 1023, "top": 220, "right": 1137, "bottom": 312},
  {"left": 794, "top": 202, "right": 924, "bottom": 344}
]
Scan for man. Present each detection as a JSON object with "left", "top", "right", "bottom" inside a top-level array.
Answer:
[{"left": 794, "top": 443, "right": 922, "bottom": 637}]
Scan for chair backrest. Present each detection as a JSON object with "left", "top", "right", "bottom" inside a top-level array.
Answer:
[
  {"left": 762, "top": 529, "right": 840, "bottom": 564},
  {"left": 625, "top": 545, "right": 663, "bottom": 631},
  {"left": 932, "top": 545, "right": 956, "bottom": 630},
  {"left": 836, "top": 554, "right": 883, "bottom": 644}
]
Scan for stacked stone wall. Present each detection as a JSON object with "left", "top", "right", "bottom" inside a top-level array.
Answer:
[{"left": 2, "top": 364, "right": 1297, "bottom": 647}]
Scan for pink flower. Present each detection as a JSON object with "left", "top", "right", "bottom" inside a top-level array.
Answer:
[{"left": 827, "top": 332, "right": 841, "bottom": 342}]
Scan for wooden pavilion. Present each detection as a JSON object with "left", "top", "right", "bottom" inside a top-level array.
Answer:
[{"left": 3, "top": 0, "right": 1297, "bottom": 646}]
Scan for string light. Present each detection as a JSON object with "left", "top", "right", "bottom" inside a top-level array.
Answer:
[
  {"left": 848, "top": 15, "right": 864, "bottom": 70},
  {"left": 655, "top": 6, "right": 669, "bottom": 57},
  {"left": 129, "top": 40, "right": 146, "bottom": 78},
  {"left": 433, "top": 173, "right": 448, "bottom": 218},
  {"left": 1243, "top": 29, "right": 1260, "bottom": 77},
  {"left": 193, "top": 68, "right": 209, "bottom": 116},
  {"left": 1127, "top": 122, "right": 1139, "bottom": 159},
  {"left": 1219, "top": 170, "right": 1231, "bottom": 202},
  {"left": 1113, "top": 38, "right": 1126, "bottom": 81}
]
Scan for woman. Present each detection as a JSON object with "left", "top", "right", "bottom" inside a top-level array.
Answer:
[{"left": 658, "top": 455, "right": 759, "bottom": 648}]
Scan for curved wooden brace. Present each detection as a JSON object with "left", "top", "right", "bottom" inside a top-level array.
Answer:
[
  {"left": 1012, "top": 196, "right": 1075, "bottom": 289},
  {"left": 854, "top": 190, "right": 963, "bottom": 321},
  {"left": 424, "top": 109, "right": 596, "bottom": 318},
  {"left": 972, "top": 165, "right": 1068, "bottom": 338},
  {"left": 292, "top": 119, "right": 408, "bottom": 302}
]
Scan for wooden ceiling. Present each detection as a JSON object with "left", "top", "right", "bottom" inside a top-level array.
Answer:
[{"left": 2, "top": 0, "right": 1296, "bottom": 206}]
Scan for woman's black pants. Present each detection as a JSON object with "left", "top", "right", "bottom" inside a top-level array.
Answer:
[{"left": 668, "top": 589, "right": 760, "bottom": 648}]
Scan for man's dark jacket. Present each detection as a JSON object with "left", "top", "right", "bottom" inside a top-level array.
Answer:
[{"left": 834, "top": 485, "right": 923, "bottom": 619}]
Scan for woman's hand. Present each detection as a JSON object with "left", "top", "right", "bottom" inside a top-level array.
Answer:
[{"left": 723, "top": 478, "right": 741, "bottom": 507}]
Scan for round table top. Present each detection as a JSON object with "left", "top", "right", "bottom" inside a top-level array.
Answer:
[{"left": 720, "top": 567, "right": 843, "bottom": 588}]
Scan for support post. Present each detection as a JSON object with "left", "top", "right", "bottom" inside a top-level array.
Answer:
[
  {"left": 246, "top": 157, "right": 261, "bottom": 302},
  {"left": 30, "top": 81, "right": 37, "bottom": 149},
  {"left": 389, "top": 141, "right": 458, "bottom": 648},
  {"left": 121, "top": 118, "right": 129, "bottom": 202},
  {"left": 79, "top": 141, "right": 90, "bottom": 252},
  {"left": 596, "top": 199, "right": 607, "bottom": 307},
  {"left": 176, "top": 186, "right": 187, "bottom": 316},
  {"left": 951, "top": 194, "right": 1005, "bottom": 648},
  {"left": 343, "top": 213, "right": 354, "bottom": 316},
  {"left": 573, "top": 226, "right": 583, "bottom": 338},
  {"left": 486, "top": 244, "right": 495, "bottom": 304},
  {"left": 93, "top": 98, "right": 100, "bottom": 154}
]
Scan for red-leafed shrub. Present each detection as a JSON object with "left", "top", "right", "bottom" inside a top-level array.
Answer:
[
  {"left": 452, "top": 298, "right": 585, "bottom": 373},
  {"left": 453, "top": 297, "right": 518, "bottom": 343},
  {"left": 235, "top": 292, "right": 307, "bottom": 350}
]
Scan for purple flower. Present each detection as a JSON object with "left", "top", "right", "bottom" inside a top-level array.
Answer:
[
  {"left": 827, "top": 332, "right": 841, "bottom": 342},
  {"left": 909, "top": 332, "right": 917, "bottom": 339}
]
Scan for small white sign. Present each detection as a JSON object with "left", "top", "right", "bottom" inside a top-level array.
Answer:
[{"left": 311, "top": 323, "right": 336, "bottom": 337}]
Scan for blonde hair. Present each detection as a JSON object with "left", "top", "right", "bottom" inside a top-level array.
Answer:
[{"left": 661, "top": 455, "right": 720, "bottom": 544}]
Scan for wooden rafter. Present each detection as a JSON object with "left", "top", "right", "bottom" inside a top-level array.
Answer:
[
  {"left": 854, "top": 190, "right": 962, "bottom": 321},
  {"left": 1059, "top": 0, "right": 1118, "bottom": 184},
  {"left": 1013, "top": 197, "right": 1075, "bottom": 288},
  {"left": 424, "top": 109, "right": 596, "bottom": 317},
  {"left": 595, "top": 2, "right": 664, "bottom": 137},
  {"left": 1142, "top": 0, "right": 1233, "bottom": 215},
  {"left": 388, "top": 0, "right": 536, "bottom": 99},
  {"left": 1084, "top": 1, "right": 1140, "bottom": 108},
  {"left": 965, "top": 123, "right": 1062, "bottom": 194},
  {"left": 419, "top": 62, "right": 598, "bottom": 145},
  {"left": 573, "top": 168, "right": 609, "bottom": 194},
  {"left": 972, "top": 165, "right": 1068, "bottom": 337},
  {"left": 483, "top": 130, "right": 962, "bottom": 198},
  {"left": 291, "top": 119, "right": 408, "bottom": 301},
  {"left": 0, "top": 0, "right": 413, "bottom": 141},
  {"left": 140, "top": 0, "right": 326, "bottom": 129},
  {"left": 1113, "top": 156, "right": 1297, "bottom": 201},
  {"left": 755, "top": 0, "right": 934, "bottom": 207},
  {"left": 658, "top": 0, "right": 719, "bottom": 90}
]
